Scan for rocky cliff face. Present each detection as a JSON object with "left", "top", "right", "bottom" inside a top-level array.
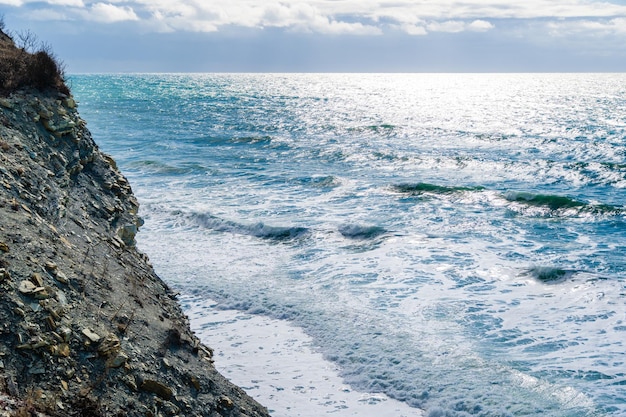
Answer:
[{"left": 0, "top": 35, "right": 269, "bottom": 417}]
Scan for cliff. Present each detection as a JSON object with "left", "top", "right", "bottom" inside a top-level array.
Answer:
[{"left": 0, "top": 31, "right": 270, "bottom": 417}]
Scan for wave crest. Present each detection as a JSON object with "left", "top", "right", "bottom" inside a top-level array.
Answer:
[
  {"left": 393, "top": 183, "right": 623, "bottom": 218},
  {"left": 193, "top": 213, "right": 309, "bottom": 241},
  {"left": 296, "top": 175, "right": 340, "bottom": 188},
  {"left": 505, "top": 191, "right": 622, "bottom": 215},
  {"left": 338, "top": 224, "right": 387, "bottom": 240},
  {"left": 522, "top": 266, "right": 576, "bottom": 284},
  {"left": 505, "top": 192, "right": 584, "bottom": 211},
  {"left": 393, "top": 182, "right": 484, "bottom": 196}
]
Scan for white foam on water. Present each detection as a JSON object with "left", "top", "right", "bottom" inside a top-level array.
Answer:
[{"left": 185, "top": 298, "right": 424, "bottom": 417}]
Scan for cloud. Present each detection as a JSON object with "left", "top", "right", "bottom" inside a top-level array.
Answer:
[
  {"left": 26, "top": 8, "right": 72, "bottom": 21},
  {"left": 353, "top": 0, "right": 626, "bottom": 22},
  {"left": 547, "top": 17, "right": 626, "bottom": 37},
  {"left": 21, "top": 2, "right": 138, "bottom": 23},
  {"left": 400, "top": 24, "right": 428, "bottom": 36},
  {"left": 249, "top": 2, "right": 381, "bottom": 34},
  {"left": 3, "top": 0, "right": 84, "bottom": 5},
  {"left": 47, "top": 0, "right": 84, "bottom": 5},
  {"left": 396, "top": 19, "right": 494, "bottom": 35},
  {"left": 5, "top": 0, "right": 626, "bottom": 38},
  {"left": 427, "top": 20, "right": 466, "bottom": 33},
  {"left": 468, "top": 19, "right": 495, "bottom": 32},
  {"left": 84, "top": 3, "right": 139, "bottom": 23},
  {"left": 132, "top": 1, "right": 382, "bottom": 34}
]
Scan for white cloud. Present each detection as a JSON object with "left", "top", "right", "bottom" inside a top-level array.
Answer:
[
  {"left": 547, "top": 17, "right": 626, "bottom": 36},
  {"left": 348, "top": 0, "right": 626, "bottom": 22},
  {"left": 399, "top": 19, "right": 494, "bottom": 35},
  {"left": 105, "top": 0, "right": 626, "bottom": 36},
  {"left": 17, "top": 2, "right": 136, "bottom": 23},
  {"left": 47, "top": 0, "right": 84, "bottom": 5},
  {"left": 266, "top": 3, "right": 381, "bottom": 35},
  {"left": 26, "top": 8, "right": 72, "bottom": 21},
  {"left": 468, "top": 19, "right": 495, "bottom": 32},
  {"left": 6, "top": 0, "right": 626, "bottom": 38},
  {"left": 427, "top": 20, "right": 466, "bottom": 33},
  {"left": 132, "top": 1, "right": 381, "bottom": 34},
  {"left": 401, "top": 24, "right": 428, "bottom": 36},
  {"left": 0, "top": 0, "right": 83, "bottom": 5},
  {"left": 84, "top": 3, "right": 139, "bottom": 23}
]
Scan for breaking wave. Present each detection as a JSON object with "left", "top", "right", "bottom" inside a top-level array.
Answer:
[
  {"left": 192, "top": 213, "right": 309, "bottom": 241},
  {"left": 504, "top": 191, "right": 623, "bottom": 215},
  {"left": 392, "top": 182, "right": 624, "bottom": 218},
  {"left": 392, "top": 182, "right": 485, "bottom": 196},
  {"left": 338, "top": 224, "right": 388, "bottom": 240},
  {"left": 295, "top": 175, "right": 340, "bottom": 188},
  {"left": 521, "top": 266, "right": 577, "bottom": 284}
]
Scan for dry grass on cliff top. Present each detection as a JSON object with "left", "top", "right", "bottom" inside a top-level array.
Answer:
[{"left": 0, "top": 18, "right": 69, "bottom": 97}]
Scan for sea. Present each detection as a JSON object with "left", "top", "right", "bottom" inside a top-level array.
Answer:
[{"left": 70, "top": 73, "right": 626, "bottom": 417}]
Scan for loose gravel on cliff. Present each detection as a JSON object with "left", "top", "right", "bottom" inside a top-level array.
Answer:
[{"left": 0, "top": 31, "right": 270, "bottom": 417}]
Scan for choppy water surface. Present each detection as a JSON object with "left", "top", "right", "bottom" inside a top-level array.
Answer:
[{"left": 72, "top": 73, "right": 626, "bottom": 417}]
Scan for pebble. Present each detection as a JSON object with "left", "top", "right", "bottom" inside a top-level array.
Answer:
[
  {"left": 219, "top": 395, "right": 234, "bottom": 408},
  {"left": 123, "top": 375, "right": 138, "bottom": 392},
  {"left": 98, "top": 333, "right": 121, "bottom": 357},
  {"left": 63, "top": 97, "right": 76, "bottom": 109},
  {"left": 107, "top": 351, "right": 129, "bottom": 368},
  {"left": 51, "top": 343, "right": 70, "bottom": 357},
  {"left": 81, "top": 328, "right": 101, "bottom": 343},
  {"left": 0, "top": 242, "right": 9, "bottom": 252},
  {"left": 117, "top": 223, "right": 137, "bottom": 246},
  {"left": 18, "top": 280, "right": 37, "bottom": 294},
  {"left": 189, "top": 375, "right": 200, "bottom": 391},
  {"left": 58, "top": 326, "right": 72, "bottom": 342},
  {"left": 56, "top": 289, "right": 68, "bottom": 306},
  {"left": 28, "top": 364, "right": 46, "bottom": 375},
  {"left": 38, "top": 108, "right": 53, "bottom": 120},
  {"left": 0, "top": 98, "right": 13, "bottom": 109},
  {"left": 55, "top": 270, "right": 69, "bottom": 284},
  {"left": 140, "top": 379, "right": 174, "bottom": 400},
  {"left": 33, "top": 287, "right": 51, "bottom": 300},
  {"left": 31, "top": 272, "right": 44, "bottom": 287},
  {"left": 160, "top": 400, "right": 180, "bottom": 416}
]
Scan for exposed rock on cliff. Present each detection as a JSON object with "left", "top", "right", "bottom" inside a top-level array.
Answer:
[{"left": 0, "top": 31, "right": 269, "bottom": 417}]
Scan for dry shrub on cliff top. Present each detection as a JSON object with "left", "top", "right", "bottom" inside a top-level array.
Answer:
[{"left": 0, "top": 19, "right": 69, "bottom": 96}]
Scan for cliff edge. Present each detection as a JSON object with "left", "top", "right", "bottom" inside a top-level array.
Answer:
[{"left": 0, "top": 30, "right": 270, "bottom": 417}]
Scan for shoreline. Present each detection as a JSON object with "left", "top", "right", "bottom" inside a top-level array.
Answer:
[{"left": 182, "top": 296, "right": 424, "bottom": 417}]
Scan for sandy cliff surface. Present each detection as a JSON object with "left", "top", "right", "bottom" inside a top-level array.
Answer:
[{"left": 0, "top": 31, "right": 270, "bottom": 417}]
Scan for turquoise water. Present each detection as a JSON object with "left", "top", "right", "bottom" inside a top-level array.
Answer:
[{"left": 71, "top": 74, "right": 626, "bottom": 417}]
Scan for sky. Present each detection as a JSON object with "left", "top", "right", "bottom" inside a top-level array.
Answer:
[{"left": 1, "top": 0, "right": 626, "bottom": 72}]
